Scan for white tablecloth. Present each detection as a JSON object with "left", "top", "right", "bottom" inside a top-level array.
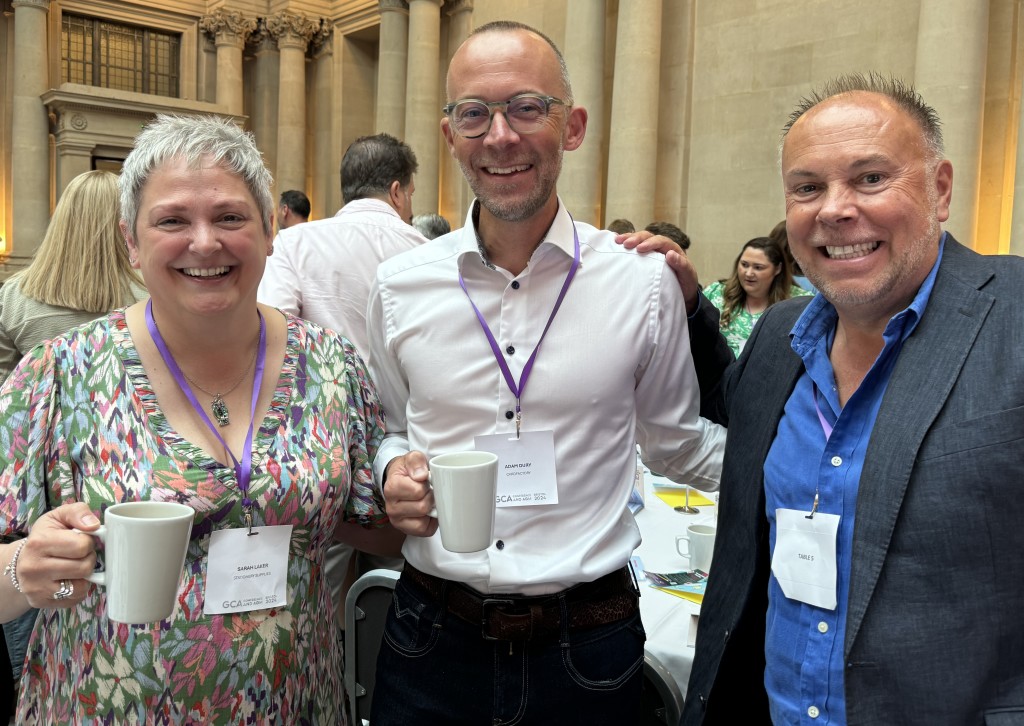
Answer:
[{"left": 636, "top": 468, "right": 717, "bottom": 700}]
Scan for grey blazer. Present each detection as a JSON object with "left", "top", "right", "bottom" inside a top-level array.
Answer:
[{"left": 682, "top": 237, "right": 1024, "bottom": 725}]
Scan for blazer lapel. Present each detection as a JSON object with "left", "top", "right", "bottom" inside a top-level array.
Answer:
[{"left": 844, "top": 239, "right": 995, "bottom": 654}]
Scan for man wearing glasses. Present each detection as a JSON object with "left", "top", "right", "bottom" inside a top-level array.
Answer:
[{"left": 365, "top": 21, "right": 727, "bottom": 724}]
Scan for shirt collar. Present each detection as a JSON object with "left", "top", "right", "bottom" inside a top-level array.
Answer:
[
  {"left": 336, "top": 197, "right": 402, "bottom": 219},
  {"left": 790, "top": 232, "right": 947, "bottom": 357},
  {"left": 457, "top": 197, "right": 577, "bottom": 270}
]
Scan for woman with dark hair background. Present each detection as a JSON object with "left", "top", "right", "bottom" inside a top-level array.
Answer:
[{"left": 703, "top": 236, "right": 812, "bottom": 356}]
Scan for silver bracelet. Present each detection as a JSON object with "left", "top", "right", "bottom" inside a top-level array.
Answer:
[{"left": 3, "top": 540, "right": 27, "bottom": 594}]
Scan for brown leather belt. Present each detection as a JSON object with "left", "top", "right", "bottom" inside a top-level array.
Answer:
[{"left": 401, "top": 563, "right": 639, "bottom": 642}]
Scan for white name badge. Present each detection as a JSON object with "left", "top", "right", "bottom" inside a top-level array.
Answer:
[
  {"left": 204, "top": 525, "right": 293, "bottom": 615},
  {"left": 475, "top": 430, "right": 558, "bottom": 507},
  {"left": 770, "top": 508, "right": 840, "bottom": 610}
]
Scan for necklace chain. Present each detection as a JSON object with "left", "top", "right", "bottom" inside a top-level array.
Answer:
[{"left": 180, "top": 342, "right": 258, "bottom": 399}]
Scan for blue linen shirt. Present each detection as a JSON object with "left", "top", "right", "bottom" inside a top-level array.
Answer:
[{"left": 762, "top": 236, "right": 946, "bottom": 724}]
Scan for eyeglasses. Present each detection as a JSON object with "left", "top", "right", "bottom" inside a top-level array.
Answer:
[{"left": 443, "top": 94, "right": 568, "bottom": 139}]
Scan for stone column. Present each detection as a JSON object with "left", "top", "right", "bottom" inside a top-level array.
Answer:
[
  {"left": 1012, "top": 65, "right": 1024, "bottom": 257},
  {"left": 10, "top": 0, "right": 51, "bottom": 265},
  {"left": 404, "top": 0, "right": 443, "bottom": 216},
  {"left": 605, "top": 0, "right": 662, "bottom": 229},
  {"left": 199, "top": 9, "right": 257, "bottom": 116},
  {"left": 440, "top": 0, "right": 473, "bottom": 225},
  {"left": 561, "top": 0, "right": 606, "bottom": 226},
  {"left": 914, "top": 0, "right": 989, "bottom": 245},
  {"left": 250, "top": 27, "right": 280, "bottom": 185},
  {"left": 311, "top": 27, "right": 336, "bottom": 218},
  {"left": 376, "top": 0, "right": 410, "bottom": 138},
  {"left": 267, "top": 12, "right": 320, "bottom": 198}
]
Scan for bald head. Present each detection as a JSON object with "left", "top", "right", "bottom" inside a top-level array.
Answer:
[{"left": 447, "top": 21, "right": 573, "bottom": 103}]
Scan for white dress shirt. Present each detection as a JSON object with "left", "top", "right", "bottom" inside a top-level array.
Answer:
[
  {"left": 258, "top": 198, "right": 426, "bottom": 360},
  {"left": 367, "top": 200, "right": 725, "bottom": 595}
]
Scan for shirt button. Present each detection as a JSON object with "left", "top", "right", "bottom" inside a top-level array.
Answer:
[
  {"left": 495, "top": 540, "right": 505, "bottom": 550},
  {"left": 505, "top": 410, "right": 514, "bottom": 420},
  {"left": 831, "top": 455, "right": 842, "bottom": 466},
  {"left": 506, "top": 345, "right": 515, "bottom": 355},
  {"left": 510, "top": 281, "right": 520, "bottom": 290},
  {"left": 808, "top": 705, "right": 820, "bottom": 719},
  {"left": 817, "top": 621, "right": 829, "bottom": 634}
]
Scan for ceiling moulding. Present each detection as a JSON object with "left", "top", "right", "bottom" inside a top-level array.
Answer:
[
  {"left": 331, "top": 0, "right": 379, "bottom": 31},
  {"left": 62, "top": 0, "right": 209, "bottom": 23}
]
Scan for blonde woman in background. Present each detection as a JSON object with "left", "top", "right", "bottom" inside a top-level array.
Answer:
[
  {"left": 0, "top": 169, "right": 147, "bottom": 720},
  {"left": 0, "top": 170, "right": 147, "bottom": 380}
]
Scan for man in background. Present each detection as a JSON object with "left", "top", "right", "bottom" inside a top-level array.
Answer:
[
  {"left": 412, "top": 212, "right": 451, "bottom": 239},
  {"left": 259, "top": 133, "right": 425, "bottom": 358},
  {"left": 645, "top": 220, "right": 690, "bottom": 251},
  {"left": 278, "top": 189, "right": 310, "bottom": 230}
]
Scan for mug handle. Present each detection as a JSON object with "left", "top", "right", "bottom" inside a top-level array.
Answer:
[
  {"left": 73, "top": 525, "right": 108, "bottom": 586},
  {"left": 675, "top": 534, "right": 691, "bottom": 560},
  {"left": 426, "top": 470, "right": 438, "bottom": 519}
]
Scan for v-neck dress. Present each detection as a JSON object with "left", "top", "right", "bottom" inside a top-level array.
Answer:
[{"left": 0, "top": 309, "right": 386, "bottom": 725}]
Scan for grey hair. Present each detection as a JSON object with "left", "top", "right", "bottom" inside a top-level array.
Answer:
[
  {"left": 119, "top": 114, "right": 274, "bottom": 237},
  {"left": 781, "top": 73, "right": 944, "bottom": 161},
  {"left": 463, "top": 21, "right": 574, "bottom": 103}
]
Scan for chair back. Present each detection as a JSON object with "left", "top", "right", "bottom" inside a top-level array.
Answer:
[
  {"left": 643, "top": 652, "right": 684, "bottom": 724},
  {"left": 344, "top": 568, "right": 400, "bottom": 725}
]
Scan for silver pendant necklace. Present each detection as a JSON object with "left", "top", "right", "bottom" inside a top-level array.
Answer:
[{"left": 180, "top": 345, "right": 258, "bottom": 427}]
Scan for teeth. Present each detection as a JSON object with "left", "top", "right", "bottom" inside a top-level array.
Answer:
[
  {"left": 485, "top": 165, "right": 530, "bottom": 175},
  {"left": 825, "top": 241, "right": 880, "bottom": 260},
  {"left": 182, "top": 266, "right": 230, "bottom": 277}
]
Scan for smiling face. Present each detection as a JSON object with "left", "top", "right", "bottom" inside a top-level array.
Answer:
[
  {"left": 737, "top": 247, "right": 782, "bottom": 302},
  {"left": 123, "top": 155, "right": 273, "bottom": 321},
  {"left": 782, "top": 91, "right": 952, "bottom": 323},
  {"left": 441, "top": 29, "right": 586, "bottom": 226}
]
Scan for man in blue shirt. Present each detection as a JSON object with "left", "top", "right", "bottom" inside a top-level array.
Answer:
[{"left": 666, "top": 74, "right": 1024, "bottom": 725}]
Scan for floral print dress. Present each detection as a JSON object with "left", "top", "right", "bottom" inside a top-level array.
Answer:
[
  {"left": 0, "top": 310, "right": 386, "bottom": 725},
  {"left": 704, "top": 281, "right": 813, "bottom": 356}
]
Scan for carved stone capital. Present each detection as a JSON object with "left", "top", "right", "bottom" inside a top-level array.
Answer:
[
  {"left": 310, "top": 22, "right": 334, "bottom": 58},
  {"left": 199, "top": 9, "right": 258, "bottom": 45},
  {"left": 265, "top": 12, "right": 320, "bottom": 50},
  {"left": 379, "top": 0, "right": 409, "bottom": 12}
]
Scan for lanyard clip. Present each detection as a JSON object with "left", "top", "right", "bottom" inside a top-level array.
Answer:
[
  {"left": 244, "top": 507, "right": 259, "bottom": 536},
  {"left": 805, "top": 490, "right": 819, "bottom": 520}
]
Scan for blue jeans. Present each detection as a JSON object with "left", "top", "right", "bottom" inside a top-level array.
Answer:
[
  {"left": 370, "top": 575, "right": 646, "bottom": 725},
  {"left": 2, "top": 608, "right": 37, "bottom": 681}
]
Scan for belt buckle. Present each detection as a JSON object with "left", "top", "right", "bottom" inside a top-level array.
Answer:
[{"left": 480, "top": 598, "right": 515, "bottom": 641}]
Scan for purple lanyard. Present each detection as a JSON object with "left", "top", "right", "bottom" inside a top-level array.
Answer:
[
  {"left": 145, "top": 299, "right": 267, "bottom": 530},
  {"left": 805, "top": 382, "right": 833, "bottom": 519},
  {"left": 812, "top": 383, "right": 834, "bottom": 440},
  {"left": 459, "top": 222, "right": 581, "bottom": 438}
]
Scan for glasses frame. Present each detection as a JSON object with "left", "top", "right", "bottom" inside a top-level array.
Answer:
[{"left": 442, "top": 93, "right": 568, "bottom": 139}]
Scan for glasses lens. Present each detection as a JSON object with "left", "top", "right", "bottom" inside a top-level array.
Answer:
[
  {"left": 452, "top": 101, "right": 490, "bottom": 136},
  {"left": 507, "top": 96, "right": 549, "bottom": 132}
]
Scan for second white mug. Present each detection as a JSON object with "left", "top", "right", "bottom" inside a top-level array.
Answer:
[
  {"left": 676, "top": 523, "right": 717, "bottom": 573},
  {"left": 428, "top": 451, "right": 499, "bottom": 553}
]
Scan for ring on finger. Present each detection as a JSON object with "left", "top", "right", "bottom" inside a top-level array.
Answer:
[{"left": 52, "top": 579, "right": 74, "bottom": 601}]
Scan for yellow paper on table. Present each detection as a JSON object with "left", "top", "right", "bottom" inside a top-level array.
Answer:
[
  {"left": 655, "top": 586, "right": 704, "bottom": 605},
  {"left": 653, "top": 488, "right": 714, "bottom": 508}
]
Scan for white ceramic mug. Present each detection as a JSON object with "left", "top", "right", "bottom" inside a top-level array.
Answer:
[
  {"left": 428, "top": 451, "right": 499, "bottom": 553},
  {"left": 86, "top": 501, "right": 195, "bottom": 624},
  {"left": 675, "top": 523, "right": 717, "bottom": 573}
]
